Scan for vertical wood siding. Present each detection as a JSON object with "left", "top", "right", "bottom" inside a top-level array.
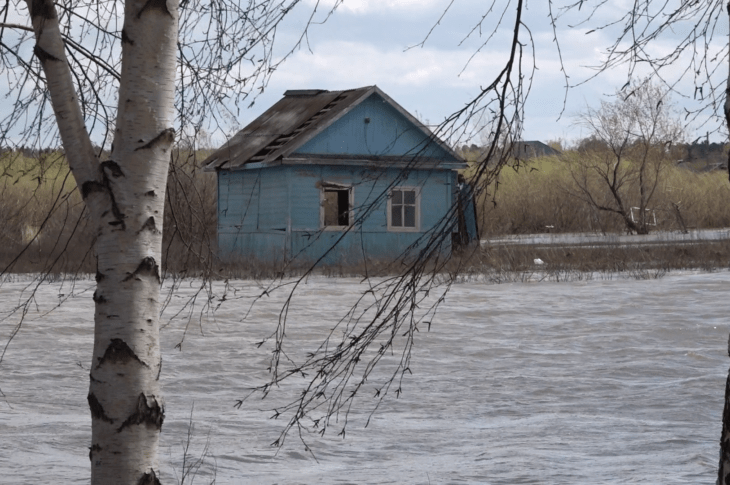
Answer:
[
  {"left": 218, "top": 163, "right": 457, "bottom": 265},
  {"left": 218, "top": 167, "right": 285, "bottom": 261},
  {"left": 294, "top": 94, "right": 458, "bottom": 161}
]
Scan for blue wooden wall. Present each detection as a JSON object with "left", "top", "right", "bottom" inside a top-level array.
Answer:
[
  {"left": 216, "top": 91, "right": 464, "bottom": 266},
  {"left": 217, "top": 165, "right": 458, "bottom": 265}
]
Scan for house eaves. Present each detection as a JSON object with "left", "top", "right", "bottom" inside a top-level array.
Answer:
[
  {"left": 203, "top": 85, "right": 464, "bottom": 171},
  {"left": 202, "top": 90, "right": 346, "bottom": 171}
]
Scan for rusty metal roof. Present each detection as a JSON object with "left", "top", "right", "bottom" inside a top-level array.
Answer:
[{"left": 203, "top": 85, "right": 462, "bottom": 171}]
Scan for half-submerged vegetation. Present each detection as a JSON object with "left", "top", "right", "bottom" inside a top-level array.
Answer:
[{"left": 2, "top": 142, "right": 730, "bottom": 280}]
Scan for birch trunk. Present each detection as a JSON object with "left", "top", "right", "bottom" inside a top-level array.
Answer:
[
  {"left": 25, "top": 0, "right": 178, "bottom": 482},
  {"left": 720, "top": 4, "right": 730, "bottom": 483}
]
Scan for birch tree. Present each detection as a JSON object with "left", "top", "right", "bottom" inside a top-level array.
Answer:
[
  {"left": 22, "top": 0, "right": 175, "bottom": 482},
  {"left": 0, "top": 0, "right": 530, "bottom": 480},
  {"left": 0, "top": 0, "right": 335, "bottom": 482},
  {"left": 3, "top": 0, "right": 730, "bottom": 482}
]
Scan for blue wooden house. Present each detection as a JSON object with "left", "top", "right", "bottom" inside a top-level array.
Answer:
[{"left": 203, "top": 86, "right": 477, "bottom": 266}]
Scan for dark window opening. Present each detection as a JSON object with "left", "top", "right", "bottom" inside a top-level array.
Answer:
[
  {"left": 323, "top": 188, "right": 350, "bottom": 227},
  {"left": 390, "top": 189, "right": 417, "bottom": 228}
]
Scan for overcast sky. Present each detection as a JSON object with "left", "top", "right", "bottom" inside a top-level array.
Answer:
[
  {"left": 4, "top": 0, "right": 727, "bottom": 147},
  {"left": 227, "top": 0, "right": 729, "bottom": 147}
]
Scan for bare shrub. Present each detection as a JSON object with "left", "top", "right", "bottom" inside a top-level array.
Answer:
[
  {"left": 0, "top": 150, "right": 94, "bottom": 274},
  {"left": 162, "top": 149, "right": 218, "bottom": 276},
  {"left": 479, "top": 153, "right": 730, "bottom": 236},
  {"left": 0, "top": 148, "right": 220, "bottom": 276}
]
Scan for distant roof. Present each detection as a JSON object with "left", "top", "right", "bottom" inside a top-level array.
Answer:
[
  {"left": 512, "top": 141, "right": 561, "bottom": 159},
  {"left": 203, "top": 86, "right": 463, "bottom": 171}
]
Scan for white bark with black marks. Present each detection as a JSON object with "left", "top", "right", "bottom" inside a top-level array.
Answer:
[
  {"left": 88, "top": 0, "right": 177, "bottom": 481},
  {"left": 24, "top": 0, "right": 177, "bottom": 482}
]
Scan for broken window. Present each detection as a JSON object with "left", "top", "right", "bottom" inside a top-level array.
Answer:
[
  {"left": 388, "top": 187, "right": 419, "bottom": 231},
  {"left": 322, "top": 185, "right": 352, "bottom": 228}
]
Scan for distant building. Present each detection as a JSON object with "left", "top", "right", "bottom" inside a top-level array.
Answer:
[
  {"left": 203, "top": 86, "right": 478, "bottom": 266},
  {"left": 680, "top": 142, "right": 727, "bottom": 172},
  {"left": 511, "top": 141, "right": 561, "bottom": 160}
]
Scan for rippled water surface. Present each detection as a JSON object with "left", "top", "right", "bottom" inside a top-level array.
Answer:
[{"left": 1, "top": 271, "right": 728, "bottom": 483}]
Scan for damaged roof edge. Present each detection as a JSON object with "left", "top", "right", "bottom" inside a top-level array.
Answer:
[
  {"left": 203, "top": 85, "right": 461, "bottom": 171},
  {"left": 284, "top": 89, "right": 329, "bottom": 96}
]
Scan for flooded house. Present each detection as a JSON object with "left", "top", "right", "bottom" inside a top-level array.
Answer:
[{"left": 202, "top": 85, "right": 478, "bottom": 266}]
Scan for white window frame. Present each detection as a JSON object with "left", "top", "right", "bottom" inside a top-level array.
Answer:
[
  {"left": 387, "top": 186, "right": 420, "bottom": 232},
  {"left": 320, "top": 183, "right": 354, "bottom": 231}
]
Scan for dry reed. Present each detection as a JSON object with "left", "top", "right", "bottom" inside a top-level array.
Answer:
[
  {"left": 479, "top": 155, "right": 730, "bottom": 236},
  {"left": 2, "top": 149, "right": 730, "bottom": 278}
]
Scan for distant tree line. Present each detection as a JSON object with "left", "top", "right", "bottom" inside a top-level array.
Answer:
[
  {"left": 464, "top": 82, "right": 730, "bottom": 236},
  {"left": 461, "top": 139, "right": 728, "bottom": 174}
]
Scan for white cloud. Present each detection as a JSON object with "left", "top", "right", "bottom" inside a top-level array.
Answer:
[
  {"left": 305, "top": 0, "right": 446, "bottom": 15},
  {"left": 227, "top": 1, "right": 727, "bottom": 146},
  {"left": 270, "top": 38, "right": 521, "bottom": 90}
]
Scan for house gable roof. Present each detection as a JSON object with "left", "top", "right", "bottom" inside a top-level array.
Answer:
[
  {"left": 203, "top": 86, "right": 463, "bottom": 171},
  {"left": 293, "top": 91, "right": 459, "bottom": 161}
]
